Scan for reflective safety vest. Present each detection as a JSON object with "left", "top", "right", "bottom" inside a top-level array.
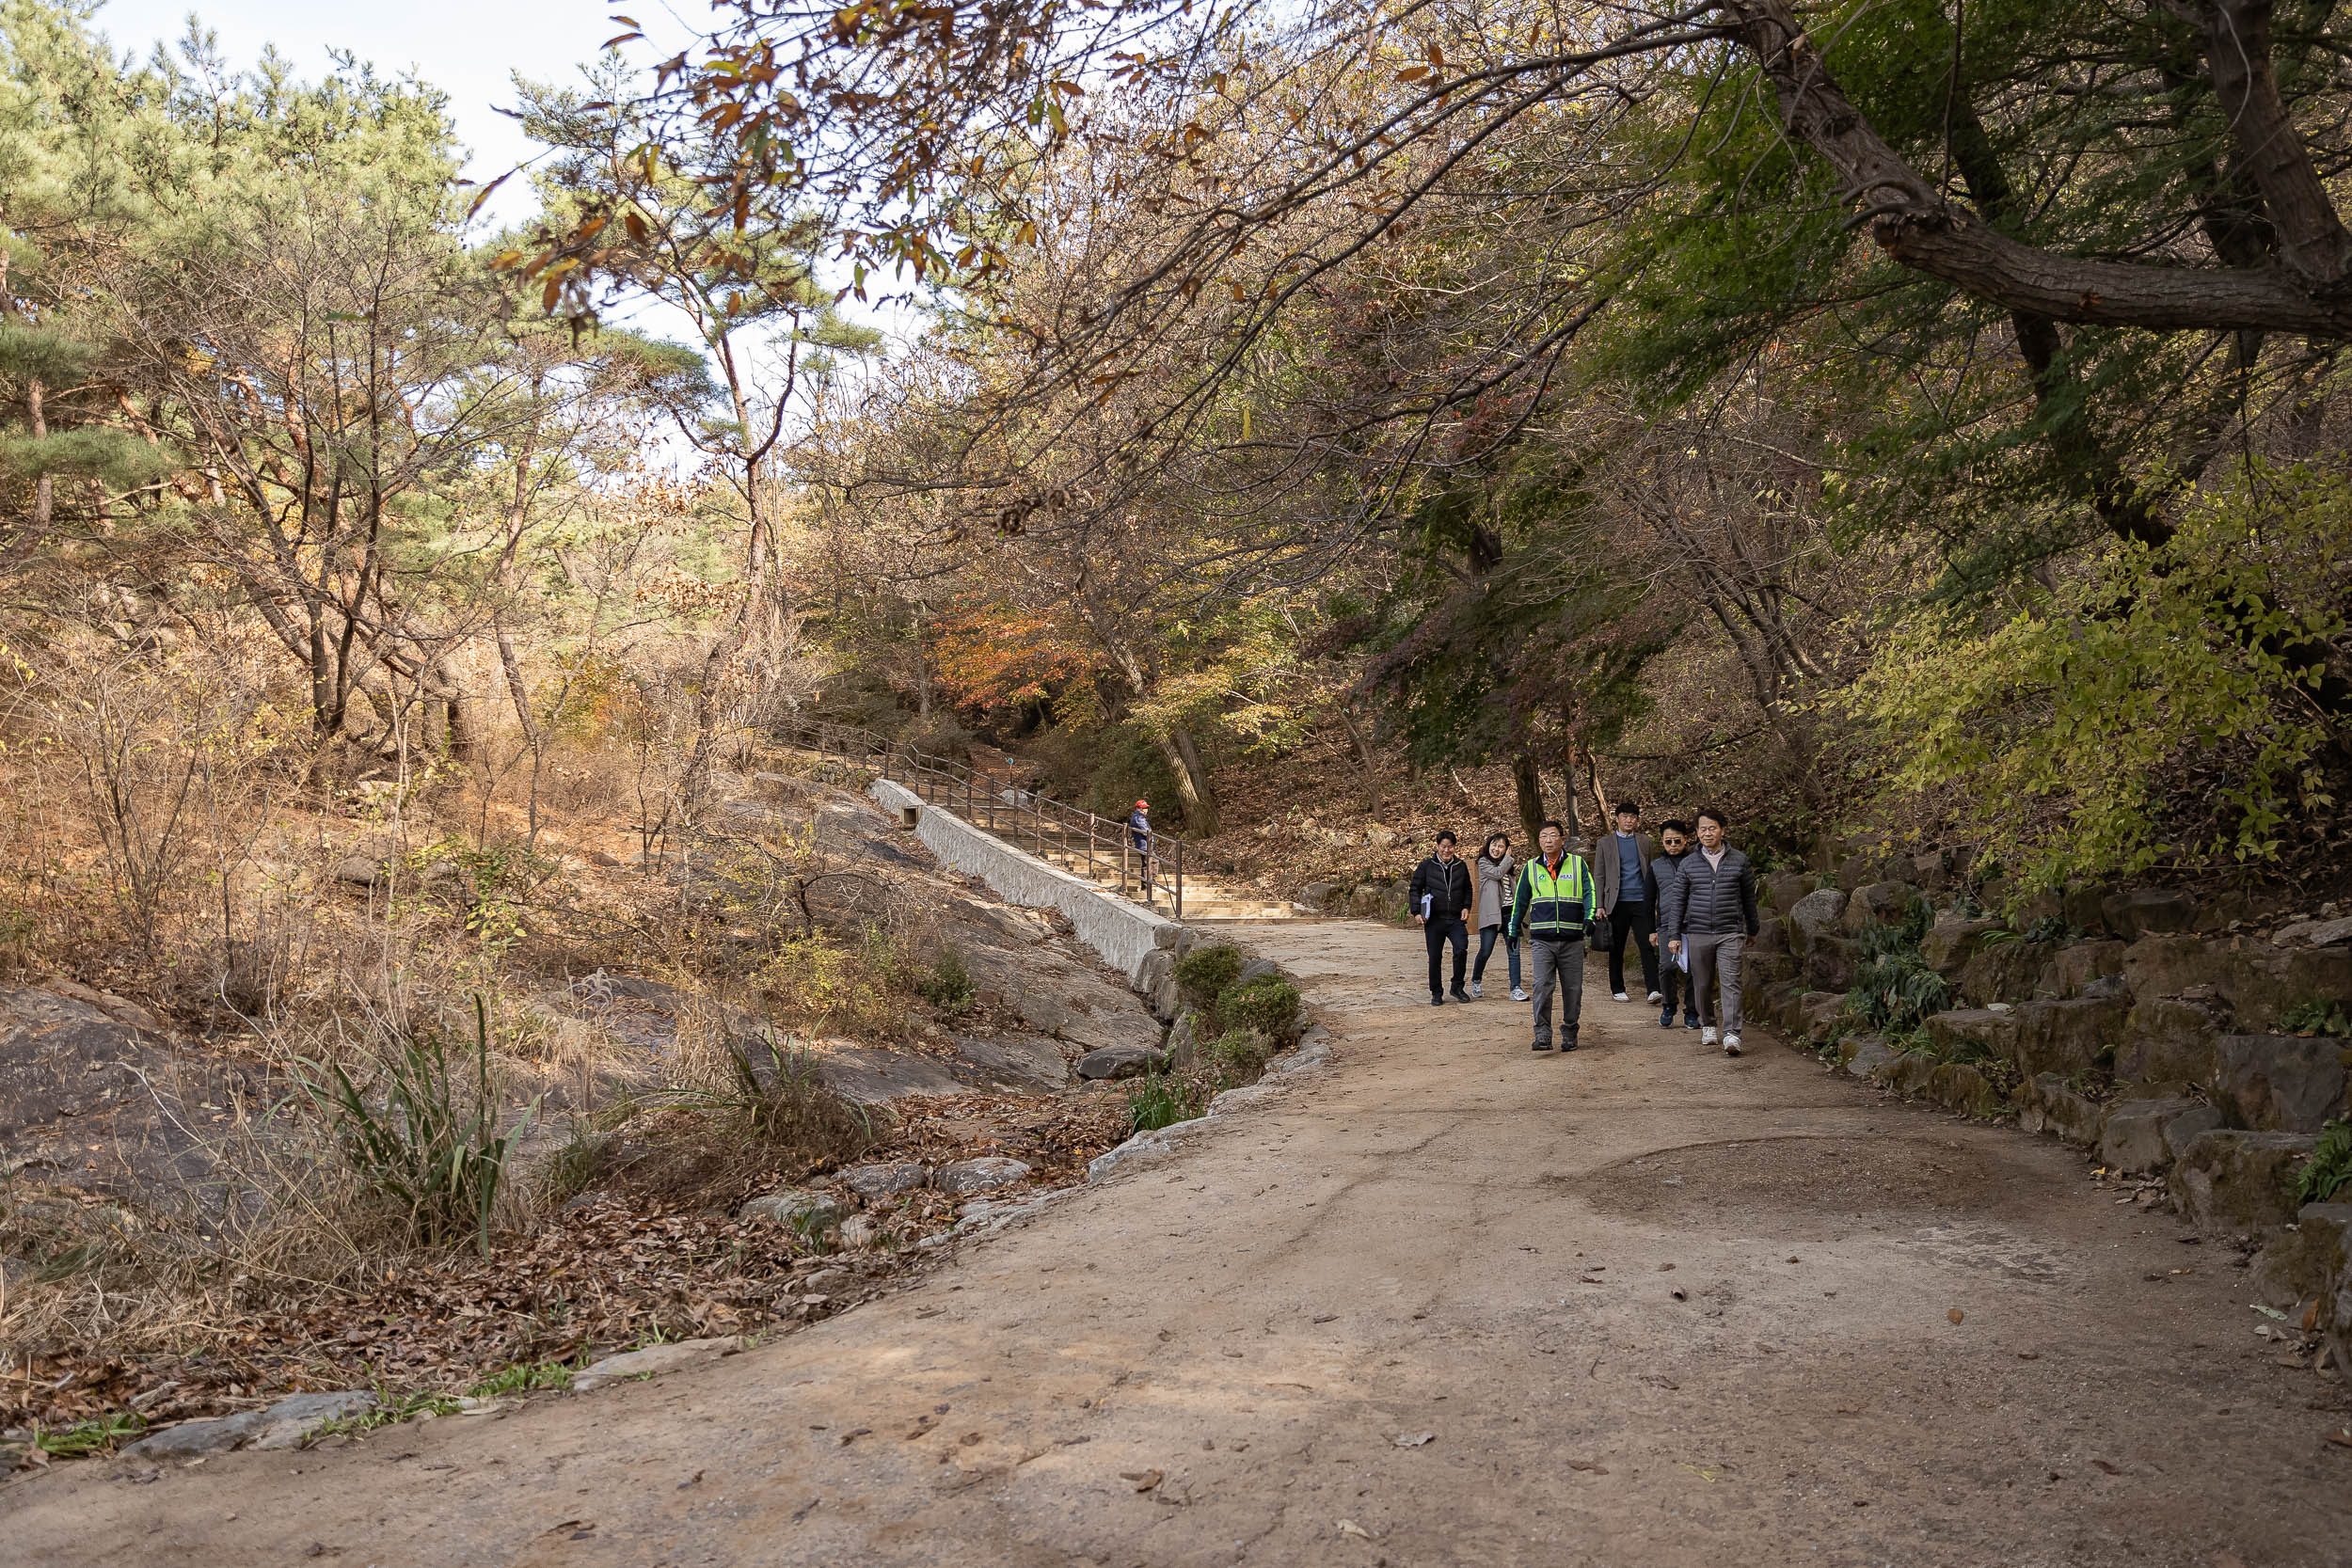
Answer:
[{"left": 1519, "top": 853, "right": 1596, "bottom": 938}]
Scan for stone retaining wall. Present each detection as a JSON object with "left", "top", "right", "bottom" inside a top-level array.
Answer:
[{"left": 869, "top": 778, "right": 1181, "bottom": 985}]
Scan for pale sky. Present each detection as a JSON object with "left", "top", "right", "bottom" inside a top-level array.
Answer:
[
  {"left": 87, "top": 0, "right": 918, "bottom": 383},
  {"left": 91, "top": 0, "right": 704, "bottom": 227}
]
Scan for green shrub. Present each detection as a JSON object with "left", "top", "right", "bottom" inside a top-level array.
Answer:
[
  {"left": 2280, "top": 998, "right": 2352, "bottom": 1037},
  {"left": 710, "top": 1032, "right": 885, "bottom": 1162},
  {"left": 1210, "top": 1029, "right": 1269, "bottom": 1080},
  {"left": 918, "top": 946, "right": 977, "bottom": 1013},
  {"left": 2297, "top": 1119, "right": 2352, "bottom": 1205},
  {"left": 295, "top": 995, "right": 536, "bottom": 1256},
  {"left": 470, "top": 1358, "right": 577, "bottom": 1398},
  {"left": 1218, "top": 975, "right": 1302, "bottom": 1043},
  {"left": 1126, "top": 1070, "right": 1206, "bottom": 1133},
  {"left": 1175, "top": 942, "right": 1244, "bottom": 1011},
  {"left": 1846, "top": 923, "right": 1952, "bottom": 1038},
  {"left": 35, "top": 1413, "right": 144, "bottom": 1458}
]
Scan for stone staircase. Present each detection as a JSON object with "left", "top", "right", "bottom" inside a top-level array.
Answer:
[{"left": 1023, "top": 842, "right": 1308, "bottom": 922}]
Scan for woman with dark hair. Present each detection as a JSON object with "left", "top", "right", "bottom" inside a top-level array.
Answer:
[{"left": 1470, "top": 832, "right": 1525, "bottom": 1002}]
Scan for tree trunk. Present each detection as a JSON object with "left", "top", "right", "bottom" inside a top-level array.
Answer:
[
  {"left": 1337, "top": 702, "right": 1384, "bottom": 811},
  {"left": 1558, "top": 754, "right": 1581, "bottom": 840},
  {"left": 1714, "top": 0, "right": 2352, "bottom": 337},
  {"left": 1512, "top": 752, "right": 1547, "bottom": 847},
  {"left": 434, "top": 656, "right": 472, "bottom": 763},
  {"left": 1157, "top": 726, "right": 1219, "bottom": 836},
  {"left": 914, "top": 612, "right": 934, "bottom": 721},
  {"left": 497, "top": 622, "right": 545, "bottom": 842}
]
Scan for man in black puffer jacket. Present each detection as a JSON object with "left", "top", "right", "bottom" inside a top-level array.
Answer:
[
  {"left": 1407, "top": 831, "right": 1475, "bottom": 1006},
  {"left": 1659, "top": 806, "right": 1760, "bottom": 1056}
]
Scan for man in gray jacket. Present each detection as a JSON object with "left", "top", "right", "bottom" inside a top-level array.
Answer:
[{"left": 1659, "top": 807, "right": 1760, "bottom": 1056}]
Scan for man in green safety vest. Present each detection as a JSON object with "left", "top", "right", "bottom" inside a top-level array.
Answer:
[{"left": 1506, "top": 819, "right": 1600, "bottom": 1053}]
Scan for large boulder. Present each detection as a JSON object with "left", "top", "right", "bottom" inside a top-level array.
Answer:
[
  {"left": 123, "top": 1391, "right": 375, "bottom": 1459},
  {"left": 2249, "top": 1201, "right": 2352, "bottom": 1308},
  {"left": 2120, "top": 934, "right": 2233, "bottom": 1001},
  {"left": 2011, "top": 996, "right": 2131, "bottom": 1077},
  {"left": 1759, "top": 979, "right": 1809, "bottom": 1031},
  {"left": 1910, "top": 850, "right": 1951, "bottom": 892},
  {"left": 1742, "top": 948, "right": 1800, "bottom": 992},
  {"left": 1882, "top": 1049, "right": 1940, "bottom": 1097},
  {"left": 1955, "top": 940, "right": 2056, "bottom": 1006},
  {"left": 2099, "top": 1098, "right": 2222, "bottom": 1174},
  {"left": 1164, "top": 1011, "right": 1204, "bottom": 1070},
  {"left": 1076, "top": 1043, "right": 1164, "bottom": 1081},
  {"left": 934, "top": 1156, "right": 1032, "bottom": 1196},
  {"left": 1923, "top": 1008, "right": 2019, "bottom": 1065},
  {"left": 1135, "top": 948, "right": 1176, "bottom": 1009},
  {"left": 2275, "top": 916, "right": 2352, "bottom": 950},
  {"left": 740, "top": 1187, "right": 845, "bottom": 1230},
  {"left": 1762, "top": 871, "right": 1813, "bottom": 915},
  {"left": 2053, "top": 940, "right": 2128, "bottom": 999},
  {"left": 1930, "top": 1061, "right": 2006, "bottom": 1117},
  {"left": 1796, "top": 991, "right": 1847, "bottom": 1044},
  {"left": 1835, "top": 853, "right": 1883, "bottom": 892},
  {"left": 2018, "top": 1073, "right": 2108, "bottom": 1147},
  {"left": 2062, "top": 882, "right": 2112, "bottom": 936},
  {"left": 2210, "top": 1035, "right": 2351, "bottom": 1133},
  {"left": 1804, "top": 936, "right": 1863, "bottom": 994},
  {"left": 1749, "top": 915, "right": 1790, "bottom": 954},
  {"left": 2102, "top": 887, "right": 2201, "bottom": 940},
  {"left": 1921, "top": 916, "right": 2004, "bottom": 976},
  {"left": 1843, "top": 1037, "right": 1899, "bottom": 1080},
  {"left": 1786, "top": 889, "right": 1849, "bottom": 956},
  {"left": 2229, "top": 944, "right": 2352, "bottom": 1033},
  {"left": 573, "top": 1336, "right": 746, "bottom": 1393},
  {"left": 1843, "top": 880, "right": 1921, "bottom": 934},
  {"left": 2169, "top": 1130, "right": 2319, "bottom": 1235},
  {"left": 840, "top": 1161, "right": 930, "bottom": 1202},
  {"left": 2117, "top": 995, "right": 2226, "bottom": 1085}
]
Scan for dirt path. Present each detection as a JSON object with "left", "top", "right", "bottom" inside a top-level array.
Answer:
[{"left": 11, "top": 919, "right": 2350, "bottom": 1565}]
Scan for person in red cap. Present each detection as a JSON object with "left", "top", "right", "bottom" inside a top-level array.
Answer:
[{"left": 1127, "top": 799, "right": 1155, "bottom": 900}]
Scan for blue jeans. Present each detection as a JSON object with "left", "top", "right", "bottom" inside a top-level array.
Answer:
[{"left": 1473, "top": 926, "right": 1520, "bottom": 990}]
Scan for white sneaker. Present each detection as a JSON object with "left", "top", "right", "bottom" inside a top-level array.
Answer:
[
  {"left": 1646, "top": 990, "right": 1663, "bottom": 1005},
  {"left": 1701, "top": 1025, "right": 1720, "bottom": 1046},
  {"left": 1470, "top": 982, "right": 1483, "bottom": 999},
  {"left": 1613, "top": 991, "right": 1629, "bottom": 1003},
  {"left": 1724, "top": 1033, "right": 1742, "bottom": 1056},
  {"left": 1510, "top": 988, "right": 1529, "bottom": 1003}
]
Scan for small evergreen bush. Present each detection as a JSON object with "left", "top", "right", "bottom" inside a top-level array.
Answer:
[
  {"left": 1175, "top": 942, "right": 1244, "bottom": 1011},
  {"left": 1846, "top": 921, "right": 1952, "bottom": 1039},
  {"left": 1218, "top": 974, "right": 1301, "bottom": 1043},
  {"left": 2296, "top": 1119, "right": 2352, "bottom": 1205}
]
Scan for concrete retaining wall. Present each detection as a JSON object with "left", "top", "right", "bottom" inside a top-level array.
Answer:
[{"left": 870, "top": 779, "right": 1179, "bottom": 983}]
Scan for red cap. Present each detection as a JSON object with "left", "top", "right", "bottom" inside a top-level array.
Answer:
[{"left": 1136, "top": 800, "right": 1150, "bottom": 809}]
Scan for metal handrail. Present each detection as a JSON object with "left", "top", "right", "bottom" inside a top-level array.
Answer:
[{"left": 768, "top": 713, "right": 1185, "bottom": 921}]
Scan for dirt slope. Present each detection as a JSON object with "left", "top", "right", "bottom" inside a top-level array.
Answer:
[{"left": 9, "top": 918, "right": 2349, "bottom": 1566}]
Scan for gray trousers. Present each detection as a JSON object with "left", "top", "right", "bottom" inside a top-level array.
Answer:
[
  {"left": 1527, "top": 936, "right": 1584, "bottom": 1045},
  {"left": 1684, "top": 931, "right": 1747, "bottom": 1032}
]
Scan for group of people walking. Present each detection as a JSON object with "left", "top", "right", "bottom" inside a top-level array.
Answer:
[{"left": 1406, "top": 802, "right": 1759, "bottom": 1056}]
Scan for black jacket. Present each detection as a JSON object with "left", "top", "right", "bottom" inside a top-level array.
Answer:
[
  {"left": 1659, "top": 845, "right": 1760, "bottom": 941},
  {"left": 1407, "top": 855, "right": 1474, "bottom": 923}
]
